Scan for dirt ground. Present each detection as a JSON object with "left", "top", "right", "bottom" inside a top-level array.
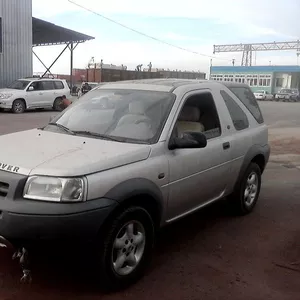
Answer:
[{"left": 0, "top": 101, "right": 299, "bottom": 300}]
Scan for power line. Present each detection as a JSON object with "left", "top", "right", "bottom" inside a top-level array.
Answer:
[{"left": 67, "top": 0, "right": 236, "bottom": 63}]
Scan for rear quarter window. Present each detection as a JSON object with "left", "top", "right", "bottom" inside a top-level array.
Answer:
[
  {"left": 54, "top": 81, "right": 64, "bottom": 90},
  {"left": 229, "top": 87, "right": 264, "bottom": 124}
]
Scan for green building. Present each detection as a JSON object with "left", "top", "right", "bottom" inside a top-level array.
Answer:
[{"left": 210, "top": 65, "right": 300, "bottom": 94}]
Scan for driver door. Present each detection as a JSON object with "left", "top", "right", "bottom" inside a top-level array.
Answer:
[
  {"left": 26, "top": 81, "right": 45, "bottom": 108},
  {"left": 166, "top": 90, "right": 232, "bottom": 222}
]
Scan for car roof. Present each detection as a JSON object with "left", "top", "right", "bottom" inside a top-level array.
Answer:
[
  {"left": 19, "top": 78, "right": 65, "bottom": 81},
  {"left": 96, "top": 78, "right": 249, "bottom": 92}
]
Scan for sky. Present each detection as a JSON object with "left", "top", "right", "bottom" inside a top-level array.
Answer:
[{"left": 32, "top": 0, "right": 300, "bottom": 75}]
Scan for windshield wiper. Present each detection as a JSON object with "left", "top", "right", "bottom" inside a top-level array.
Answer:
[
  {"left": 72, "top": 131, "right": 124, "bottom": 142},
  {"left": 48, "top": 122, "right": 75, "bottom": 135}
]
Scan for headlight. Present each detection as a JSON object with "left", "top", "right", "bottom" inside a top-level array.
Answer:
[
  {"left": 23, "top": 176, "right": 85, "bottom": 202},
  {"left": 0, "top": 93, "right": 13, "bottom": 99}
]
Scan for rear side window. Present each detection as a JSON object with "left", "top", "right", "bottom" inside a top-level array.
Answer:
[
  {"left": 229, "top": 87, "right": 264, "bottom": 124},
  {"left": 41, "top": 81, "right": 55, "bottom": 90},
  {"left": 54, "top": 81, "right": 64, "bottom": 89},
  {"left": 221, "top": 90, "right": 249, "bottom": 131}
]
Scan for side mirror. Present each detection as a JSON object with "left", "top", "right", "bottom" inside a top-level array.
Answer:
[
  {"left": 27, "top": 86, "right": 34, "bottom": 91},
  {"left": 169, "top": 132, "right": 207, "bottom": 150}
]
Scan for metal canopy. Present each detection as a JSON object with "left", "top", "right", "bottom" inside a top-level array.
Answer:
[
  {"left": 32, "top": 18, "right": 94, "bottom": 88},
  {"left": 32, "top": 17, "right": 94, "bottom": 46}
]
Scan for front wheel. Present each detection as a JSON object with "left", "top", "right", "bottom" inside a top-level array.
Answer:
[
  {"left": 12, "top": 99, "right": 26, "bottom": 114},
  {"left": 228, "top": 163, "right": 261, "bottom": 215},
  {"left": 97, "top": 206, "right": 155, "bottom": 291}
]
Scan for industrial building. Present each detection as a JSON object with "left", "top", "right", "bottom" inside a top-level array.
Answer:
[
  {"left": 0, "top": 0, "right": 33, "bottom": 88},
  {"left": 0, "top": 0, "right": 93, "bottom": 89},
  {"left": 210, "top": 65, "right": 300, "bottom": 94}
]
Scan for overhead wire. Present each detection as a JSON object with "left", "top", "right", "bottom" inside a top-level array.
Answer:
[{"left": 67, "top": 0, "right": 238, "bottom": 64}]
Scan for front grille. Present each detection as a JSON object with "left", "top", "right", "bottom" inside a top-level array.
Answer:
[{"left": 0, "top": 182, "right": 9, "bottom": 197}]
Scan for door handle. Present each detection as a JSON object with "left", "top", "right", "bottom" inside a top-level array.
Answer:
[{"left": 223, "top": 142, "right": 230, "bottom": 150}]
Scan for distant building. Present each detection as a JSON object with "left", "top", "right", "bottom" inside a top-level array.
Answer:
[
  {"left": 0, "top": 0, "right": 33, "bottom": 88},
  {"left": 89, "top": 63, "right": 127, "bottom": 70},
  {"left": 210, "top": 65, "right": 300, "bottom": 94}
]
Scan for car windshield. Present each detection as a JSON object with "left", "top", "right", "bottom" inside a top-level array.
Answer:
[
  {"left": 279, "top": 89, "right": 292, "bottom": 93},
  {"left": 7, "top": 80, "right": 30, "bottom": 90},
  {"left": 257, "top": 90, "right": 265, "bottom": 93},
  {"left": 45, "top": 89, "right": 175, "bottom": 144}
]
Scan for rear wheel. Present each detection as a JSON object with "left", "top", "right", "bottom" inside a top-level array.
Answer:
[
  {"left": 53, "top": 97, "right": 64, "bottom": 111},
  {"left": 12, "top": 99, "right": 26, "bottom": 114},
  {"left": 97, "top": 206, "right": 155, "bottom": 291},
  {"left": 228, "top": 163, "right": 261, "bottom": 215}
]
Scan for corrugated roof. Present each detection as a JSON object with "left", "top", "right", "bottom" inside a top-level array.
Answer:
[{"left": 32, "top": 17, "right": 94, "bottom": 47}]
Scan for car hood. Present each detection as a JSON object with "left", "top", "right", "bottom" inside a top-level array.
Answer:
[
  {"left": 0, "top": 129, "right": 151, "bottom": 176},
  {"left": 0, "top": 89, "right": 20, "bottom": 94}
]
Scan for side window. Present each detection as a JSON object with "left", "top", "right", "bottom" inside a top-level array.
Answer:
[
  {"left": 229, "top": 87, "right": 264, "bottom": 124},
  {"left": 54, "top": 81, "right": 64, "bottom": 89},
  {"left": 174, "top": 92, "right": 222, "bottom": 140},
  {"left": 42, "top": 81, "right": 55, "bottom": 90},
  {"left": 220, "top": 90, "right": 249, "bottom": 131},
  {"left": 29, "top": 81, "right": 44, "bottom": 91}
]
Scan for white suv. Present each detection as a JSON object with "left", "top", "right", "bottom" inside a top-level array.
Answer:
[{"left": 0, "top": 78, "right": 70, "bottom": 113}]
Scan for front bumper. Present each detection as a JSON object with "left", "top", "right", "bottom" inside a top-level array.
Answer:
[
  {"left": 0, "top": 100, "right": 13, "bottom": 109},
  {"left": 0, "top": 201, "right": 117, "bottom": 242},
  {"left": 0, "top": 170, "right": 118, "bottom": 242}
]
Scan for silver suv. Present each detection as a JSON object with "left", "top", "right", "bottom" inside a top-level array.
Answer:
[
  {"left": 0, "top": 79, "right": 270, "bottom": 289},
  {"left": 0, "top": 78, "right": 70, "bottom": 113}
]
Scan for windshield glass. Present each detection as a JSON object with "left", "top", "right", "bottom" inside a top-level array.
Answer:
[
  {"left": 7, "top": 80, "right": 30, "bottom": 90},
  {"left": 257, "top": 90, "right": 265, "bottom": 93},
  {"left": 46, "top": 89, "right": 175, "bottom": 144},
  {"left": 279, "top": 89, "right": 292, "bottom": 94}
]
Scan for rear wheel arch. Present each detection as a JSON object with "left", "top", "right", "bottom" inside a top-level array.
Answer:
[
  {"left": 234, "top": 144, "right": 269, "bottom": 190},
  {"left": 251, "top": 154, "right": 266, "bottom": 173}
]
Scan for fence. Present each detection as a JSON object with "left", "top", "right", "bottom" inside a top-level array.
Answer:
[{"left": 58, "top": 68, "right": 206, "bottom": 85}]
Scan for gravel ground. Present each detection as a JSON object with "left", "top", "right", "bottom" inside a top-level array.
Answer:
[{"left": 0, "top": 101, "right": 299, "bottom": 300}]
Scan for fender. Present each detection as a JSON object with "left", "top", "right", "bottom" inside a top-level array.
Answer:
[
  {"left": 104, "top": 178, "right": 164, "bottom": 214},
  {"left": 233, "top": 143, "right": 270, "bottom": 190}
]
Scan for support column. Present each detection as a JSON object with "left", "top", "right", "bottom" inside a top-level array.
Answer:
[{"left": 70, "top": 42, "right": 74, "bottom": 90}]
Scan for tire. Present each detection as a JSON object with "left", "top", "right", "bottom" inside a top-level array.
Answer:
[
  {"left": 53, "top": 97, "right": 64, "bottom": 112},
  {"left": 228, "top": 163, "right": 261, "bottom": 215},
  {"left": 97, "top": 206, "right": 155, "bottom": 291},
  {"left": 12, "top": 99, "right": 26, "bottom": 114}
]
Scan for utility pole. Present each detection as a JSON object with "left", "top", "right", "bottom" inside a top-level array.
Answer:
[{"left": 209, "top": 59, "right": 212, "bottom": 80}]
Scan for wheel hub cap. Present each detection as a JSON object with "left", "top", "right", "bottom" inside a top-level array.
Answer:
[
  {"left": 15, "top": 103, "right": 22, "bottom": 112},
  {"left": 112, "top": 221, "right": 146, "bottom": 276},
  {"left": 244, "top": 172, "right": 258, "bottom": 206}
]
